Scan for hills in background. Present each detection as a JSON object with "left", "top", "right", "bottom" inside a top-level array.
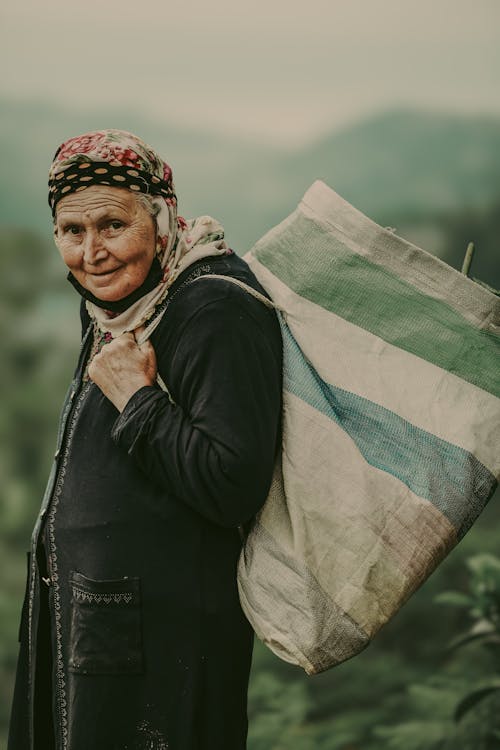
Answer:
[{"left": 1, "top": 96, "right": 499, "bottom": 286}]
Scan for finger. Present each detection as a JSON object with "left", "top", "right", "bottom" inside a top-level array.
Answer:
[
  {"left": 134, "top": 325, "right": 151, "bottom": 349},
  {"left": 112, "top": 331, "right": 137, "bottom": 351},
  {"left": 132, "top": 325, "right": 144, "bottom": 345}
]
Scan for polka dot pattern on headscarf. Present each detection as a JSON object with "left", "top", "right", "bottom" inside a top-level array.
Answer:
[{"left": 48, "top": 131, "right": 176, "bottom": 216}]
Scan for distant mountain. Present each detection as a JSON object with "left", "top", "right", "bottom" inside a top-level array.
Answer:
[
  {"left": 1, "top": 97, "right": 500, "bottom": 270},
  {"left": 286, "top": 109, "right": 500, "bottom": 219}
]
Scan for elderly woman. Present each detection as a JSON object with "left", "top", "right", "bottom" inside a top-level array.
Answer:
[{"left": 8, "top": 130, "right": 282, "bottom": 750}]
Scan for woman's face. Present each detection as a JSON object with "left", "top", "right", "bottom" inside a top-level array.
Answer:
[{"left": 55, "top": 185, "right": 156, "bottom": 302}]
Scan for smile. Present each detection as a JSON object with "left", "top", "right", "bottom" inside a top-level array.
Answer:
[{"left": 89, "top": 268, "right": 122, "bottom": 277}]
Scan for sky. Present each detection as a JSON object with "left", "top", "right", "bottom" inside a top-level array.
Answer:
[{"left": 2, "top": 0, "right": 500, "bottom": 146}]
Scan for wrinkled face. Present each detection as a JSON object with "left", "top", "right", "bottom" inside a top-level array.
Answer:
[{"left": 55, "top": 185, "right": 156, "bottom": 302}]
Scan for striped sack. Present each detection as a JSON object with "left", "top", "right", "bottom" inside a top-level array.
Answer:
[{"left": 237, "top": 180, "right": 500, "bottom": 675}]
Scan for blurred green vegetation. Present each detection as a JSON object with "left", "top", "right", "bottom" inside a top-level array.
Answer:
[{"left": 0, "top": 107, "right": 499, "bottom": 748}]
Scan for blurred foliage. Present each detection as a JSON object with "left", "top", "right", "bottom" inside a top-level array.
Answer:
[
  {"left": 372, "top": 554, "right": 500, "bottom": 749},
  {"left": 0, "top": 157, "right": 499, "bottom": 747}
]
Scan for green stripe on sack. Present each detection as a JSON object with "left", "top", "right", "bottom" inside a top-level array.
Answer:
[
  {"left": 281, "top": 321, "right": 497, "bottom": 538},
  {"left": 254, "top": 215, "right": 500, "bottom": 397}
]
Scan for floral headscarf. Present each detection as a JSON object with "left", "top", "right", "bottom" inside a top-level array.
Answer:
[{"left": 49, "top": 129, "right": 229, "bottom": 337}]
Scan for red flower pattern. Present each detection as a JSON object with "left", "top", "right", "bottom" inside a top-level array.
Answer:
[
  {"left": 163, "top": 163, "right": 173, "bottom": 182},
  {"left": 57, "top": 133, "right": 109, "bottom": 160},
  {"left": 57, "top": 134, "right": 149, "bottom": 171},
  {"left": 54, "top": 131, "right": 175, "bottom": 184}
]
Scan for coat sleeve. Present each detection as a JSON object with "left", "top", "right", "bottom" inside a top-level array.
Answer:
[{"left": 111, "top": 293, "right": 282, "bottom": 528}]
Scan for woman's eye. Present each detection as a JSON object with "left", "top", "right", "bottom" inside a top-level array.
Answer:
[
  {"left": 66, "top": 225, "right": 81, "bottom": 235},
  {"left": 110, "top": 221, "right": 123, "bottom": 230}
]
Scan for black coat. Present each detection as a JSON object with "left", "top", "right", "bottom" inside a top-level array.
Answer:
[{"left": 8, "top": 253, "right": 283, "bottom": 750}]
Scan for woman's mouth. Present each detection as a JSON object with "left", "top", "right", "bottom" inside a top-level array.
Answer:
[
  {"left": 88, "top": 267, "right": 122, "bottom": 279},
  {"left": 86, "top": 267, "right": 123, "bottom": 287}
]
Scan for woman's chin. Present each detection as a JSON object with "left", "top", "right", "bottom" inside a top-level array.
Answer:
[{"left": 83, "top": 271, "right": 134, "bottom": 302}]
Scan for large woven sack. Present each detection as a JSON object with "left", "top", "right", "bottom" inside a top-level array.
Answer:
[{"left": 237, "top": 180, "right": 500, "bottom": 675}]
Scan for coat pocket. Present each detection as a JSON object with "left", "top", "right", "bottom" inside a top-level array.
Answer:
[{"left": 68, "top": 571, "right": 143, "bottom": 675}]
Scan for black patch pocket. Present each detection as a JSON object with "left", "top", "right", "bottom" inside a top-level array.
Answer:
[{"left": 68, "top": 571, "right": 143, "bottom": 675}]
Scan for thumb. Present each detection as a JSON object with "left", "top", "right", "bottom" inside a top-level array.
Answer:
[
  {"left": 133, "top": 325, "right": 149, "bottom": 347},
  {"left": 134, "top": 326, "right": 156, "bottom": 361}
]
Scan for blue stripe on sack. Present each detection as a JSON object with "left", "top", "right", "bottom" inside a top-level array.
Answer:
[{"left": 280, "top": 320, "right": 497, "bottom": 539}]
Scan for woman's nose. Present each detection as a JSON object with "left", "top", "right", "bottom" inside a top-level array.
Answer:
[{"left": 82, "top": 230, "right": 108, "bottom": 264}]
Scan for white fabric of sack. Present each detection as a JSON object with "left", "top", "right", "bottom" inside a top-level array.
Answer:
[{"left": 236, "top": 180, "right": 500, "bottom": 675}]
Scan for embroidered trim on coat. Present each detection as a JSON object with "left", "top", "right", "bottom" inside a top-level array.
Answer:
[
  {"left": 47, "top": 382, "right": 91, "bottom": 750},
  {"left": 71, "top": 586, "right": 133, "bottom": 605},
  {"left": 28, "top": 383, "right": 76, "bottom": 691}
]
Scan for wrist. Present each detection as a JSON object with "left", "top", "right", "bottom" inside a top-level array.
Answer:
[{"left": 114, "top": 377, "right": 155, "bottom": 413}]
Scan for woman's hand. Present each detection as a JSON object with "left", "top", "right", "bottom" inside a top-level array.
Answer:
[{"left": 88, "top": 328, "right": 157, "bottom": 412}]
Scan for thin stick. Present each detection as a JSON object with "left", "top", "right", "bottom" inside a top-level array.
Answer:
[{"left": 461, "top": 242, "right": 475, "bottom": 276}]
